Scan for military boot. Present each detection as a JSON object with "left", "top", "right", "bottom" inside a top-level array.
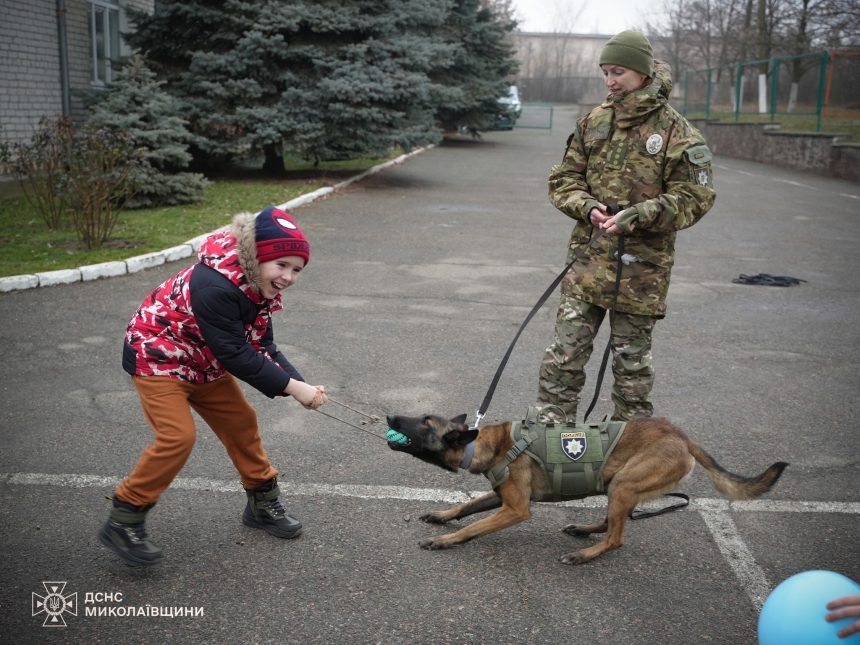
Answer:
[
  {"left": 242, "top": 478, "right": 302, "bottom": 539},
  {"left": 98, "top": 499, "right": 164, "bottom": 566}
]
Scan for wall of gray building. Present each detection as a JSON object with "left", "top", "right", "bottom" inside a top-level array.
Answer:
[
  {"left": 1, "top": 0, "right": 153, "bottom": 148},
  {"left": 1, "top": 0, "right": 65, "bottom": 144}
]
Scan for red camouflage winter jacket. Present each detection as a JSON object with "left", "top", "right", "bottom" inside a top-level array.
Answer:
[{"left": 122, "top": 212, "right": 302, "bottom": 398}]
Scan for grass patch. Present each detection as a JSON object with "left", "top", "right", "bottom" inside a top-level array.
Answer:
[
  {"left": 0, "top": 179, "right": 323, "bottom": 278},
  {"left": 685, "top": 112, "right": 860, "bottom": 140},
  {"left": 282, "top": 151, "right": 403, "bottom": 172}
]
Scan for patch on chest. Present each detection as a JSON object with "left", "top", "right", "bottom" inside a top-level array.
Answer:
[
  {"left": 645, "top": 133, "right": 664, "bottom": 155},
  {"left": 561, "top": 432, "right": 587, "bottom": 460},
  {"left": 584, "top": 125, "right": 610, "bottom": 141}
]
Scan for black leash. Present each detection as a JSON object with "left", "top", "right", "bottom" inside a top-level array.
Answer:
[
  {"left": 582, "top": 232, "right": 624, "bottom": 423},
  {"left": 732, "top": 273, "right": 806, "bottom": 287},
  {"left": 473, "top": 206, "right": 623, "bottom": 428},
  {"left": 472, "top": 214, "right": 690, "bottom": 522},
  {"left": 628, "top": 493, "right": 690, "bottom": 520}
]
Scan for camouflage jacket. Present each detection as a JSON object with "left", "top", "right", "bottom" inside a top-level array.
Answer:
[{"left": 548, "top": 61, "right": 716, "bottom": 317}]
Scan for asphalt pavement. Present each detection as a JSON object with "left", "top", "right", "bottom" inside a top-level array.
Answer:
[{"left": 1, "top": 105, "right": 859, "bottom": 644}]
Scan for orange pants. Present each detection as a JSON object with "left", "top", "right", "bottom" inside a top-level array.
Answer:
[{"left": 115, "top": 374, "right": 278, "bottom": 506}]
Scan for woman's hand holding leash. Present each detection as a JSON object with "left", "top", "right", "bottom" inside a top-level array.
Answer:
[
  {"left": 588, "top": 204, "right": 610, "bottom": 227},
  {"left": 589, "top": 203, "right": 636, "bottom": 234},
  {"left": 601, "top": 209, "right": 636, "bottom": 234}
]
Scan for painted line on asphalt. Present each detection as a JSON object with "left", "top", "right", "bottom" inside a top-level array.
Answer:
[
  {"left": 699, "top": 510, "right": 772, "bottom": 611},
  {"left": 4, "top": 472, "right": 858, "bottom": 513},
  {"left": 4, "top": 471, "right": 858, "bottom": 611}
]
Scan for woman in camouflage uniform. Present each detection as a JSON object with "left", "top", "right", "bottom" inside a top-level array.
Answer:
[{"left": 536, "top": 30, "right": 716, "bottom": 423}]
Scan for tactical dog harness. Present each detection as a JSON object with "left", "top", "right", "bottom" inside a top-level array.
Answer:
[{"left": 484, "top": 407, "right": 626, "bottom": 502}]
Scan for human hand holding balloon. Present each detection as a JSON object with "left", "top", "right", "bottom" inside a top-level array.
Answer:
[
  {"left": 759, "top": 571, "right": 860, "bottom": 644},
  {"left": 826, "top": 594, "right": 860, "bottom": 639}
]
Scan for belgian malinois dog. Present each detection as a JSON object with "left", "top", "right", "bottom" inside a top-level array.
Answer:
[{"left": 386, "top": 413, "right": 786, "bottom": 565}]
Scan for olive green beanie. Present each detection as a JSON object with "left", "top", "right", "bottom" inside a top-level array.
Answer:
[{"left": 599, "top": 30, "right": 654, "bottom": 77}]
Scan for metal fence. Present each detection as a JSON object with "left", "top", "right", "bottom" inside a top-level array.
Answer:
[
  {"left": 515, "top": 103, "right": 554, "bottom": 130},
  {"left": 682, "top": 52, "right": 842, "bottom": 130},
  {"left": 824, "top": 51, "right": 860, "bottom": 118},
  {"left": 517, "top": 76, "right": 607, "bottom": 105}
]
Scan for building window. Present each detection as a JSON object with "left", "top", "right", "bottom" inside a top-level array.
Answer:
[{"left": 87, "top": 0, "right": 121, "bottom": 85}]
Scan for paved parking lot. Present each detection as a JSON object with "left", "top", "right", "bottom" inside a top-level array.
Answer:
[{"left": 1, "top": 105, "right": 858, "bottom": 644}]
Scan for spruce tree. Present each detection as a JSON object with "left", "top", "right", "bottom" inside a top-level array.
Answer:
[
  {"left": 127, "top": 0, "right": 456, "bottom": 172},
  {"left": 87, "top": 56, "right": 208, "bottom": 207},
  {"left": 431, "top": 0, "right": 520, "bottom": 134}
]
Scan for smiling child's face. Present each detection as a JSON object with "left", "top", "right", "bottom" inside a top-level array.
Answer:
[{"left": 258, "top": 255, "right": 305, "bottom": 299}]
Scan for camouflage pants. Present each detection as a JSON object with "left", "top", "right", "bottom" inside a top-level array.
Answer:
[{"left": 536, "top": 295, "right": 655, "bottom": 423}]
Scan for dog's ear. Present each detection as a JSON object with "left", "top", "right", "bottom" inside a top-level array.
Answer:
[
  {"left": 443, "top": 429, "right": 479, "bottom": 448},
  {"left": 449, "top": 413, "right": 468, "bottom": 425}
]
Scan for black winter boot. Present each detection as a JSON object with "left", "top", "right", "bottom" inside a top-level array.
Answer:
[
  {"left": 98, "top": 499, "right": 164, "bottom": 566},
  {"left": 242, "top": 478, "right": 302, "bottom": 539}
]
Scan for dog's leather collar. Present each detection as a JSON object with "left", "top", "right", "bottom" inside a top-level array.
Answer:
[{"left": 460, "top": 440, "right": 476, "bottom": 470}]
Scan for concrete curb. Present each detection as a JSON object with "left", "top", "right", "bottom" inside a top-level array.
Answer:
[{"left": 0, "top": 145, "right": 433, "bottom": 294}]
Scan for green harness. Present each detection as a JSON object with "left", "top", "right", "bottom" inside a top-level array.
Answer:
[{"left": 484, "top": 407, "right": 626, "bottom": 503}]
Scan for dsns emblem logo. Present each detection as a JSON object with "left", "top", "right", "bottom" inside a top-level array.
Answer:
[{"left": 32, "top": 582, "right": 77, "bottom": 627}]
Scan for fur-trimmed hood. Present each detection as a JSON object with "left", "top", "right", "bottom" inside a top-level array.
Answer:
[
  {"left": 229, "top": 211, "right": 263, "bottom": 294},
  {"left": 196, "top": 212, "right": 278, "bottom": 306}
]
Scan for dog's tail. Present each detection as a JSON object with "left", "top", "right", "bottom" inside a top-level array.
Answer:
[{"left": 686, "top": 439, "right": 788, "bottom": 500}]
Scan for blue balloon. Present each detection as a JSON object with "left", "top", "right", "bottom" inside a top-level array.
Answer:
[{"left": 759, "top": 570, "right": 860, "bottom": 645}]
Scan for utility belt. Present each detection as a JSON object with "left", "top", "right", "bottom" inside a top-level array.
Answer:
[{"left": 484, "top": 406, "right": 626, "bottom": 503}]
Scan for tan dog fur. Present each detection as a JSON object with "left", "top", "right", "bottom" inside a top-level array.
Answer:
[{"left": 387, "top": 413, "right": 787, "bottom": 565}]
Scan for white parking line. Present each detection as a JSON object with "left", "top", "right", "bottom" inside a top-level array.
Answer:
[
  {"left": 4, "top": 472, "right": 858, "bottom": 610},
  {"left": 699, "top": 510, "right": 772, "bottom": 610}
]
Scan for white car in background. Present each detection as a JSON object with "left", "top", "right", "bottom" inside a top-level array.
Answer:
[
  {"left": 501, "top": 85, "right": 522, "bottom": 118},
  {"left": 496, "top": 85, "right": 522, "bottom": 129}
]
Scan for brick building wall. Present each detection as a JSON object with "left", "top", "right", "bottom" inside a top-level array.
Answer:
[
  {"left": 0, "top": 0, "right": 64, "bottom": 144},
  {"left": 0, "top": 0, "right": 154, "bottom": 147}
]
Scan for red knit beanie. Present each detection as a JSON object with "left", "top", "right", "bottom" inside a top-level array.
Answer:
[{"left": 254, "top": 206, "right": 310, "bottom": 265}]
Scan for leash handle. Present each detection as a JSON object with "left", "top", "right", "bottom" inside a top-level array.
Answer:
[{"left": 476, "top": 205, "right": 624, "bottom": 424}]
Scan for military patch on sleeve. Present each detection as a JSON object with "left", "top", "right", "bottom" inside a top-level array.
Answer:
[
  {"left": 685, "top": 144, "right": 713, "bottom": 188},
  {"left": 685, "top": 145, "right": 712, "bottom": 165}
]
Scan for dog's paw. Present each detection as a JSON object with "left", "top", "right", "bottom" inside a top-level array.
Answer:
[
  {"left": 561, "top": 523, "right": 589, "bottom": 537},
  {"left": 559, "top": 552, "right": 589, "bottom": 566},
  {"left": 419, "top": 512, "right": 448, "bottom": 525},
  {"left": 419, "top": 537, "right": 452, "bottom": 550}
]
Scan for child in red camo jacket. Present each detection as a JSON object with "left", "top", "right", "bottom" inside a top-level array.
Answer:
[{"left": 99, "top": 206, "right": 327, "bottom": 566}]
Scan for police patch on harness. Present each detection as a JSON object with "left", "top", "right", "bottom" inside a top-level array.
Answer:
[{"left": 561, "top": 432, "right": 587, "bottom": 460}]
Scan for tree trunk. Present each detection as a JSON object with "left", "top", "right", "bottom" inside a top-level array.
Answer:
[
  {"left": 787, "top": 82, "right": 799, "bottom": 113},
  {"left": 262, "top": 142, "right": 286, "bottom": 176},
  {"left": 757, "top": 0, "right": 768, "bottom": 114}
]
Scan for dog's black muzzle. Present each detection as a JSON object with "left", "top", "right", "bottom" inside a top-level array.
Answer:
[{"left": 385, "top": 414, "right": 424, "bottom": 454}]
